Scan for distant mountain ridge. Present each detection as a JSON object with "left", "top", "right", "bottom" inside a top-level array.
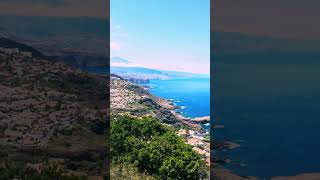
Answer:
[
  {"left": 111, "top": 66, "right": 209, "bottom": 81},
  {"left": 0, "top": 37, "right": 45, "bottom": 58},
  {"left": 0, "top": 15, "right": 108, "bottom": 68},
  {"left": 213, "top": 31, "right": 320, "bottom": 54},
  {"left": 212, "top": 31, "right": 320, "bottom": 64}
]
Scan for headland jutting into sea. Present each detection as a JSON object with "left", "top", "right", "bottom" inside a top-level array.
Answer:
[{"left": 110, "top": 74, "right": 211, "bottom": 165}]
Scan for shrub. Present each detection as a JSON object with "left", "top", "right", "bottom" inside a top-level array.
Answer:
[{"left": 111, "top": 115, "right": 207, "bottom": 179}]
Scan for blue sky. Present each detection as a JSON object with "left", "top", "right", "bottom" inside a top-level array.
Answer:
[{"left": 111, "top": 0, "right": 210, "bottom": 74}]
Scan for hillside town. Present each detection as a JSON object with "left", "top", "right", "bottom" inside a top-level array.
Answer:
[
  {"left": 0, "top": 47, "right": 108, "bottom": 177},
  {"left": 0, "top": 45, "right": 210, "bottom": 176}
]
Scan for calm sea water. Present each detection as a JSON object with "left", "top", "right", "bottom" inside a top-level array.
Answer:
[
  {"left": 213, "top": 58, "right": 320, "bottom": 179},
  {"left": 81, "top": 66, "right": 211, "bottom": 118},
  {"left": 143, "top": 78, "right": 210, "bottom": 118}
]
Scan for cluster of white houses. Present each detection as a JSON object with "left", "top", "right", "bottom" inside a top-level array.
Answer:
[{"left": 177, "top": 128, "right": 210, "bottom": 165}]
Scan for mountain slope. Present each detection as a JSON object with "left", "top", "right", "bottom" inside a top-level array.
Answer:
[
  {"left": 0, "top": 37, "right": 45, "bottom": 58},
  {"left": 0, "top": 42, "right": 108, "bottom": 177}
]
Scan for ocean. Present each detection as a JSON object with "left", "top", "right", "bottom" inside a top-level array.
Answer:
[
  {"left": 142, "top": 78, "right": 210, "bottom": 118},
  {"left": 81, "top": 66, "right": 211, "bottom": 119},
  {"left": 213, "top": 57, "right": 320, "bottom": 179}
]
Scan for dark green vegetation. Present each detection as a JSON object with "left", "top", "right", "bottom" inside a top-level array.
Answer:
[
  {"left": 111, "top": 115, "right": 207, "bottom": 180},
  {"left": 111, "top": 164, "right": 155, "bottom": 180}
]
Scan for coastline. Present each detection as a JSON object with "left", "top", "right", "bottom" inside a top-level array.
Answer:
[
  {"left": 148, "top": 85, "right": 211, "bottom": 166},
  {"left": 148, "top": 87, "right": 210, "bottom": 130},
  {"left": 146, "top": 83, "right": 210, "bottom": 130},
  {"left": 111, "top": 75, "right": 211, "bottom": 166}
]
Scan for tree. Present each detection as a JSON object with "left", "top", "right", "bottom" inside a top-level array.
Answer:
[{"left": 110, "top": 115, "right": 207, "bottom": 179}]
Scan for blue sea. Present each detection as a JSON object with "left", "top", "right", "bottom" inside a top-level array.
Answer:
[
  {"left": 142, "top": 78, "right": 210, "bottom": 118},
  {"left": 213, "top": 56, "right": 320, "bottom": 179},
  {"left": 81, "top": 66, "right": 211, "bottom": 119}
]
